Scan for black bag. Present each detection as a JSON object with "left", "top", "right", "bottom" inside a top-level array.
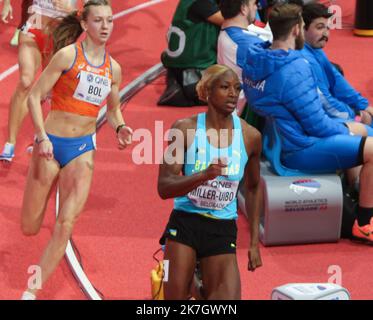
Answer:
[
  {"left": 157, "top": 66, "right": 206, "bottom": 107},
  {"left": 340, "top": 179, "right": 358, "bottom": 239}
]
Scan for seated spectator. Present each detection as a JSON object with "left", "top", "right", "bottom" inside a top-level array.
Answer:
[
  {"left": 242, "top": 3, "right": 373, "bottom": 245},
  {"left": 256, "top": 0, "right": 305, "bottom": 23},
  {"left": 301, "top": 2, "right": 373, "bottom": 126},
  {"left": 217, "top": 0, "right": 263, "bottom": 115},
  {"left": 158, "top": 0, "right": 223, "bottom": 107}
]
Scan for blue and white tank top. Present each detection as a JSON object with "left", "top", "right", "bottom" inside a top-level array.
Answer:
[{"left": 174, "top": 113, "right": 249, "bottom": 220}]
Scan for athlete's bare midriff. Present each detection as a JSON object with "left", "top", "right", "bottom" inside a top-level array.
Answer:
[{"left": 45, "top": 110, "right": 97, "bottom": 137}]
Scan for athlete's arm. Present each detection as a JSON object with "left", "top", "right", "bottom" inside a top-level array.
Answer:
[
  {"left": 28, "top": 46, "right": 75, "bottom": 158},
  {"left": 1, "top": 0, "right": 13, "bottom": 23},
  {"left": 158, "top": 118, "right": 227, "bottom": 199},
  {"left": 52, "top": 0, "right": 77, "bottom": 13},
  {"left": 242, "top": 121, "right": 263, "bottom": 272},
  {"left": 28, "top": 46, "right": 74, "bottom": 140},
  {"left": 106, "top": 58, "right": 133, "bottom": 150}
]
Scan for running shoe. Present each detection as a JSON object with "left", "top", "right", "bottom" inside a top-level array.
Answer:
[
  {"left": 10, "top": 29, "right": 20, "bottom": 47},
  {"left": 0, "top": 142, "right": 15, "bottom": 162},
  {"left": 352, "top": 217, "right": 373, "bottom": 245},
  {"left": 20, "top": 291, "right": 36, "bottom": 300}
]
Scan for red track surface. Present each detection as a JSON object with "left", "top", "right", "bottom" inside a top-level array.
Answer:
[{"left": 0, "top": 0, "right": 372, "bottom": 300}]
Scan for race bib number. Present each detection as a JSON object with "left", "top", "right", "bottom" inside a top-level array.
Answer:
[
  {"left": 73, "top": 71, "right": 112, "bottom": 106},
  {"left": 187, "top": 179, "right": 239, "bottom": 210}
]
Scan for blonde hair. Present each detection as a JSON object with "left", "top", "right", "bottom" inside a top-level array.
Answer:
[{"left": 196, "top": 64, "right": 237, "bottom": 102}]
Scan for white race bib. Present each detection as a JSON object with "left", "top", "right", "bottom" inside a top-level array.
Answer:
[
  {"left": 187, "top": 179, "right": 239, "bottom": 210},
  {"left": 73, "top": 71, "right": 112, "bottom": 106}
]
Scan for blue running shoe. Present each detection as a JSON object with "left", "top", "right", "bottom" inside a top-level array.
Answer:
[{"left": 0, "top": 142, "right": 15, "bottom": 162}]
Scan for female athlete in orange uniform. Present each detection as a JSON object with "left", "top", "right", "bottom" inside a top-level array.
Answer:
[
  {"left": 0, "top": 0, "right": 86, "bottom": 162},
  {"left": 20, "top": 0, "right": 133, "bottom": 300}
]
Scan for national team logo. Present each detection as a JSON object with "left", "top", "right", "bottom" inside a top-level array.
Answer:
[
  {"left": 87, "top": 74, "right": 94, "bottom": 82},
  {"left": 289, "top": 179, "right": 321, "bottom": 195}
]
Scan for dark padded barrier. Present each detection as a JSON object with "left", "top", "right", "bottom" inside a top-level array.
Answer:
[{"left": 354, "top": 0, "right": 373, "bottom": 36}]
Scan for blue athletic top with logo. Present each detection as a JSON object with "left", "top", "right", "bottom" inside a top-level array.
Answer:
[
  {"left": 174, "top": 113, "right": 248, "bottom": 220},
  {"left": 242, "top": 41, "right": 349, "bottom": 154},
  {"left": 301, "top": 43, "right": 368, "bottom": 120}
]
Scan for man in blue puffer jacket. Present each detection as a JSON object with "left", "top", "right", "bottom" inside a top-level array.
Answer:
[
  {"left": 242, "top": 3, "right": 373, "bottom": 244},
  {"left": 301, "top": 2, "right": 373, "bottom": 125}
]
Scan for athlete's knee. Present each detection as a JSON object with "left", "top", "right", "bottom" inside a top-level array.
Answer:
[
  {"left": 164, "top": 280, "right": 190, "bottom": 300},
  {"left": 21, "top": 222, "right": 40, "bottom": 237},
  {"left": 55, "top": 216, "right": 77, "bottom": 238},
  {"left": 19, "top": 72, "right": 35, "bottom": 90}
]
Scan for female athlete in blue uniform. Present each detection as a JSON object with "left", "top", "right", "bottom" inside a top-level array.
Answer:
[{"left": 158, "top": 64, "right": 263, "bottom": 300}]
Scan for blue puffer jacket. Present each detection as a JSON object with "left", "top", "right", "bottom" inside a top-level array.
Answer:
[
  {"left": 242, "top": 41, "right": 349, "bottom": 154},
  {"left": 301, "top": 43, "right": 368, "bottom": 120}
]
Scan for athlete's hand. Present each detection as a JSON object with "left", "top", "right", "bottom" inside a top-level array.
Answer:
[
  {"left": 248, "top": 245, "right": 262, "bottom": 272},
  {"left": 203, "top": 158, "right": 228, "bottom": 180},
  {"left": 117, "top": 125, "right": 133, "bottom": 150},
  {"left": 52, "top": 0, "right": 73, "bottom": 13},
  {"left": 38, "top": 139, "right": 54, "bottom": 161},
  {"left": 365, "top": 106, "right": 373, "bottom": 117},
  {"left": 1, "top": 0, "right": 13, "bottom": 23},
  {"left": 360, "top": 110, "right": 372, "bottom": 126}
]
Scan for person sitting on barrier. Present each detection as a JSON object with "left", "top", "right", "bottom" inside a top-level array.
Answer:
[
  {"left": 19, "top": 0, "right": 133, "bottom": 300},
  {"left": 157, "top": 0, "right": 224, "bottom": 107},
  {"left": 217, "top": 0, "right": 263, "bottom": 116},
  {"left": 242, "top": 3, "right": 373, "bottom": 245},
  {"left": 301, "top": 2, "right": 373, "bottom": 127},
  {"left": 158, "top": 64, "right": 263, "bottom": 300}
]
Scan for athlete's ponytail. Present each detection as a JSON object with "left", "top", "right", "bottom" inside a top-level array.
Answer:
[{"left": 53, "top": 0, "right": 112, "bottom": 53}]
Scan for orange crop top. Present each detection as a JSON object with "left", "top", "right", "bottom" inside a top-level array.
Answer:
[{"left": 51, "top": 42, "right": 113, "bottom": 118}]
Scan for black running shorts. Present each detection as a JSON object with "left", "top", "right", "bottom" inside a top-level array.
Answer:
[{"left": 160, "top": 209, "right": 237, "bottom": 259}]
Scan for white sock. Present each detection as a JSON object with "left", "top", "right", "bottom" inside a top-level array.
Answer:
[{"left": 21, "top": 291, "right": 36, "bottom": 300}]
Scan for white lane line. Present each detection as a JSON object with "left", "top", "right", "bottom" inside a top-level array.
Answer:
[
  {"left": 0, "top": 64, "right": 19, "bottom": 82},
  {"left": 0, "top": 0, "right": 166, "bottom": 83},
  {"left": 113, "top": 0, "right": 165, "bottom": 19}
]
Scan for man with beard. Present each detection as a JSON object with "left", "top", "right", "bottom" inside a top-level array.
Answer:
[
  {"left": 217, "top": 0, "right": 263, "bottom": 115},
  {"left": 242, "top": 3, "right": 373, "bottom": 245},
  {"left": 301, "top": 2, "right": 373, "bottom": 126}
]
